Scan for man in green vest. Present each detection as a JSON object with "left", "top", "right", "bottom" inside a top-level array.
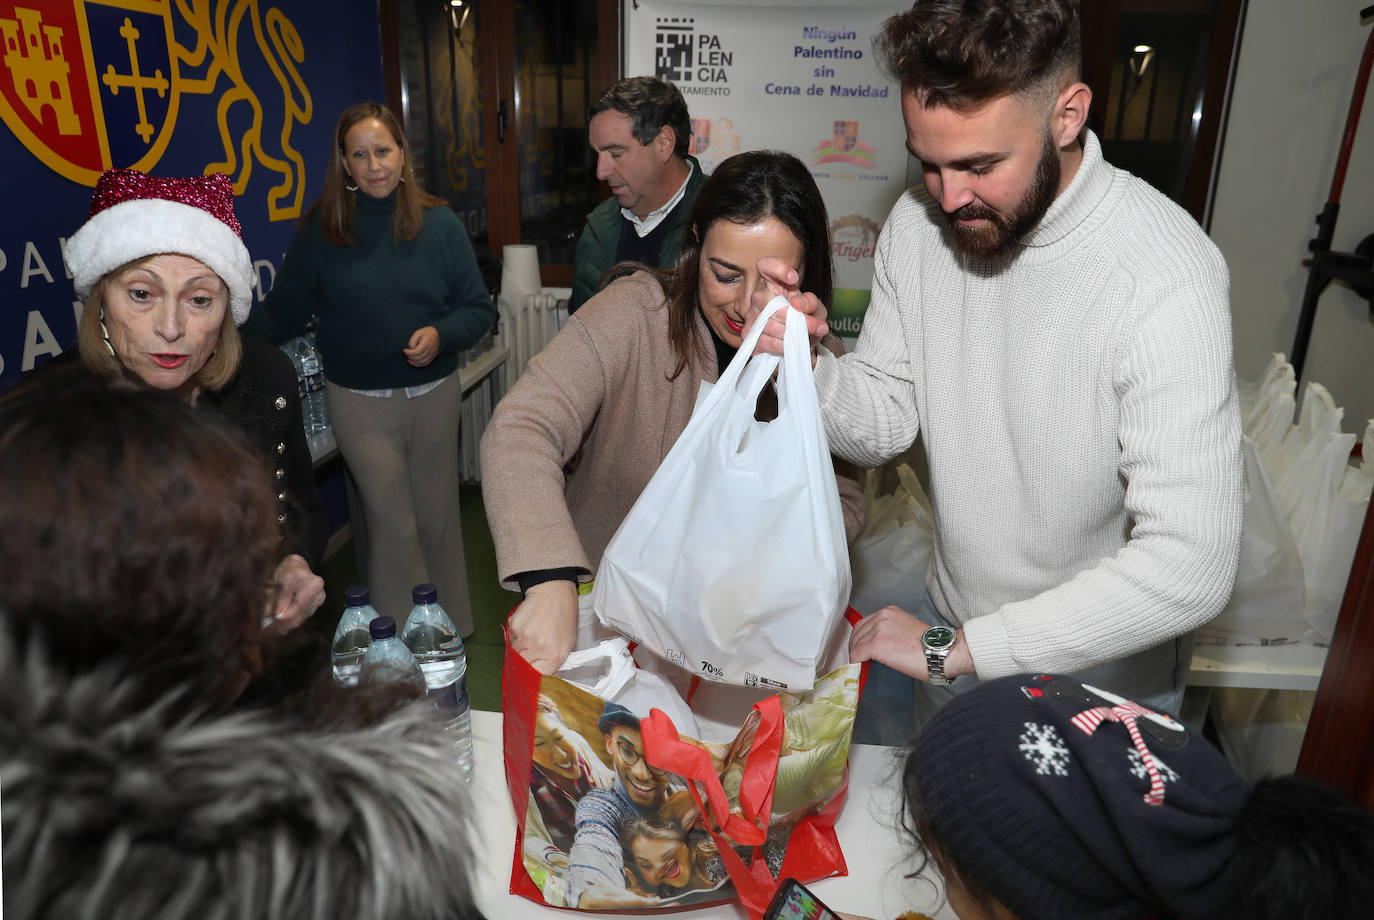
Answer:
[{"left": 569, "top": 76, "right": 707, "bottom": 313}]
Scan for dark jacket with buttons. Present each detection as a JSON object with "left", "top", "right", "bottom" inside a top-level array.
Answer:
[
  {"left": 29, "top": 339, "right": 329, "bottom": 570},
  {"left": 199, "top": 336, "right": 329, "bottom": 569}
]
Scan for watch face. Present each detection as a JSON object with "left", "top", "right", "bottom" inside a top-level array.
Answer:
[{"left": 924, "top": 626, "right": 955, "bottom": 650}]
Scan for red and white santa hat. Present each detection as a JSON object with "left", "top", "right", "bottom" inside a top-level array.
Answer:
[{"left": 65, "top": 169, "right": 255, "bottom": 325}]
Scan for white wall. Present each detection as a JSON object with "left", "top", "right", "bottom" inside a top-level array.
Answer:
[{"left": 1210, "top": 0, "right": 1374, "bottom": 430}]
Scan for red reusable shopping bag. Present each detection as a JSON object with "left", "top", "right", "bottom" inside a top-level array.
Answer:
[{"left": 502, "top": 610, "right": 867, "bottom": 918}]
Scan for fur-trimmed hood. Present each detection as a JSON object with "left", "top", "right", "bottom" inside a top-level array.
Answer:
[{"left": 1, "top": 628, "right": 484, "bottom": 920}]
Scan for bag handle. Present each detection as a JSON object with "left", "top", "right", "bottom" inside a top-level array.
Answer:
[
  {"left": 719, "top": 297, "right": 813, "bottom": 453},
  {"left": 640, "top": 696, "right": 783, "bottom": 844},
  {"left": 555, "top": 638, "right": 638, "bottom": 699},
  {"left": 640, "top": 696, "right": 786, "bottom": 918},
  {"left": 693, "top": 296, "right": 788, "bottom": 429},
  {"left": 641, "top": 614, "right": 867, "bottom": 919},
  {"left": 772, "top": 295, "right": 817, "bottom": 421}
]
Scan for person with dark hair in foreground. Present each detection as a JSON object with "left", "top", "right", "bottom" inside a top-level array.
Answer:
[
  {"left": 855, "top": 674, "right": 1374, "bottom": 920},
  {"left": 482, "top": 149, "right": 864, "bottom": 675},
  {"left": 0, "top": 371, "right": 485, "bottom": 920},
  {"left": 750, "top": 0, "right": 1241, "bottom": 737}
]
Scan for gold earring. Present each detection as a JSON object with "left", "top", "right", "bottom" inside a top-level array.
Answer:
[{"left": 99, "top": 309, "right": 116, "bottom": 356}]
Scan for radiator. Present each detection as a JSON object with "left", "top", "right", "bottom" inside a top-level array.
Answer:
[
  {"left": 500, "top": 291, "right": 565, "bottom": 381},
  {"left": 458, "top": 291, "right": 567, "bottom": 483},
  {"left": 459, "top": 379, "right": 491, "bottom": 483}
]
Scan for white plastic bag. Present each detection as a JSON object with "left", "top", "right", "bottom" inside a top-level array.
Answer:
[
  {"left": 592, "top": 297, "right": 851, "bottom": 691},
  {"left": 1199, "top": 436, "right": 1305, "bottom": 643},
  {"left": 1273, "top": 384, "right": 1364, "bottom": 641},
  {"left": 554, "top": 638, "right": 704, "bottom": 740},
  {"left": 1241, "top": 353, "right": 1296, "bottom": 458},
  {"left": 849, "top": 463, "right": 934, "bottom": 615}
]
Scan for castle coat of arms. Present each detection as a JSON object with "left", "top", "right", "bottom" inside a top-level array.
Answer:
[
  {"left": 1, "top": 0, "right": 312, "bottom": 218},
  {"left": 1, "top": 1, "right": 178, "bottom": 185}
]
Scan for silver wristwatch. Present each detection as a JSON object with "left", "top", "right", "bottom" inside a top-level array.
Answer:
[{"left": 921, "top": 626, "right": 956, "bottom": 686}]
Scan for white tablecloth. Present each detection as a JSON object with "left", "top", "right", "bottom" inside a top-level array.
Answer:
[{"left": 467, "top": 709, "right": 954, "bottom": 919}]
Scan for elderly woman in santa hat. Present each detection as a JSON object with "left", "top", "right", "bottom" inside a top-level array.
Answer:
[{"left": 54, "top": 168, "right": 328, "bottom": 632}]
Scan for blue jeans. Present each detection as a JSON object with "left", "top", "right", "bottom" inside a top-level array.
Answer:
[{"left": 852, "top": 589, "right": 1193, "bottom": 746}]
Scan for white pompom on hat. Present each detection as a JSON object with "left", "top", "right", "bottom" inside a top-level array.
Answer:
[{"left": 64, "top": 169, "right": 255, "bottom": 325}]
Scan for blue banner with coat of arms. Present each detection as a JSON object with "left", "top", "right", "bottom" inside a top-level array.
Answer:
[{"left": 0, "top": 0, "right": 384, "bottom": 389}]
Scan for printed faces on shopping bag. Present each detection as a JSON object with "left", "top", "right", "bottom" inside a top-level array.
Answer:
[{"left": 515, "top": 665, "right": 861, "bottom": 910}]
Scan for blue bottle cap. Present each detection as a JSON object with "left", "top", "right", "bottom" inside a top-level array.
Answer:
[
  {"left": 411, "top": 583, "right": 438, "bottom": 605},
  {"left": 369, "top": 616, "right": 397, "bottom": 639},
  {"left": 344, "top": 585, "right": 370, "bottom": 607}
]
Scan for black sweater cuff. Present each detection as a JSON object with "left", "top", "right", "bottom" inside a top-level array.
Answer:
[{"left": 515, "top": 568, "right": 581, "bottom": 596}]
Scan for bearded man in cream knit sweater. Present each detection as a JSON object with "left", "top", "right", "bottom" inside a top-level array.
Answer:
[{"left": 751, "top": 0, "right": 1241, "bottom": 727}]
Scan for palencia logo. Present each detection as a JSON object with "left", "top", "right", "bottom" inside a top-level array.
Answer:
[{"left": 653, "top": 16, "right": 733, "bottom": 86}]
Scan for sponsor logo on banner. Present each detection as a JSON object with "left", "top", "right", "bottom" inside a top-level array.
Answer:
[
  {"left": 829, "top": 287, "right": 871, "bottom": 337},
  {"left": 0, "top": 0, "right": 312, "bottom": 218},
  {"left": 654, "top": 16, "right": 732, "bottom": 96},
  {"left": 655, "top": 17, "right": 693, "bottom": 82},
  {"left": 831, "top": 213, "right": 880, "bottom": 264},
  {"left": 833, "top": 120, "right": 857, "bottom": 153},
  {"left": 689, "top": 116, "right": 740, "bottom": 169},
  {"left": 813, "top": 121, "right": 876, "bottom": 169},
  {"left": 690, "top": 117, "right": 710, "bottom": 154},
  {"left": 829, "top": 214, "right": 882, "bottom": 336}
]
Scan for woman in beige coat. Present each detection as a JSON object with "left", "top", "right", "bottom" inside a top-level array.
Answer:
[{"left": 481, "top": 150, "right": 863, "bottom": 674}]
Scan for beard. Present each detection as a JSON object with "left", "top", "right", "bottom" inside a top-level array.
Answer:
[{"left": 944, "top": 132, "right": 1062, "bottom": 259}]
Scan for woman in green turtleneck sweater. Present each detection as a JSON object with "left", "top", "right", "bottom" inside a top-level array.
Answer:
[{"left": 243, "top": 102, "right": 494, "bottom": 634}]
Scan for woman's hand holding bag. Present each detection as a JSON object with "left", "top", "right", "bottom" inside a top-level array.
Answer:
[{"left": 592, "top": 296, "right": 852, "bottom": 691}]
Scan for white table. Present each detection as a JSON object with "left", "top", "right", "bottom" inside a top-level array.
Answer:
[{"left": 467, "top": 710, "right": 955, "bottom": 920}]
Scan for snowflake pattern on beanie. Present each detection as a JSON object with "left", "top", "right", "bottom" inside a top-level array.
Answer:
[{"left": 1019, "top": 722, "right": 1071, "bottom": 776}]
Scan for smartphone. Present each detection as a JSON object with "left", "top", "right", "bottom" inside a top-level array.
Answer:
[{"left": 763, "top": 878, "right": 841, "bottom": 920}]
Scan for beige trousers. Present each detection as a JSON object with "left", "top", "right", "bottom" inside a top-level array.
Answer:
[{"left": 327, "top": 374, "right": 473, "bottom": 635}]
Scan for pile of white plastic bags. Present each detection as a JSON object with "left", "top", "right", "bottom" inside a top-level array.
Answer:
[{"left": 1204, "top": 354, "right": 1373, "bottom": 645}]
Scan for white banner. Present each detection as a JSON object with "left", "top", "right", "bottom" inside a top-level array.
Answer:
[{"left": 626, "top": 0, "right": 911, "bottom": 335}]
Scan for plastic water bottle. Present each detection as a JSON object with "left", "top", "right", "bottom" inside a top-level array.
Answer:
[
  {"left": 401, "top": 583, "right": 474, "bottom": 778},
  {"left": 359, "top": 616, "right": 426, "bottom": 694},
  {"left": 282, "top": 338, "right": 305, "bottom": 396},
  {"left": 330, "top": 585, "right": 381, "bottom": 687},
  {"left": 294, "top": 334, "right": 329, "bottom": 435}
]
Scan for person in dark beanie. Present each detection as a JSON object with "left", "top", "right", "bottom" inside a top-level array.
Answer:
[{"left": 861, "top": 674, "right": 1374, "bottom": 920}]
